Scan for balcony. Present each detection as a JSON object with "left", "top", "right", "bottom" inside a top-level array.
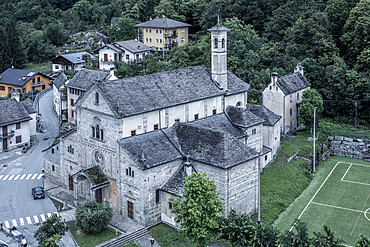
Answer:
[
  {"left": 32, "top": 81, "right": 45, "bottom": 87},
  {"left": 100, "top": 58, "right": 114, "bottom": 63},
  {"left": 0, "top": 130, "right": 15, "bottom": 139},
  {"left": 165, "top": 32, "right": 178, "bottom": 38}
]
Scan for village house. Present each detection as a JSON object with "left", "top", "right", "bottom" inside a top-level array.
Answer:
[
  {"left": 50, "top": 52, "right": 95, "bottom": 72},
  {"left": 0, "top": 68, "right": 52, "bottom": 98},
  {"left": 52, "top": 73, "right": 69, "bottom": 124},
  {"left": 95, "top": 40, "right": 152, "bottom": 71},
  {"left": 262, "top": 64, "right": 310, "bottom": 133},
  {"left": 44, "top": 20, "right": 282, "bottom": 227},
  {"left": 0, "top": 92, "right": 36, "bottom": 152},
  {"left": 134, "top": 16, "right": 191, "bottom": 50}
]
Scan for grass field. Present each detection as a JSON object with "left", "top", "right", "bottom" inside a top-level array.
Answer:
[{"left": 273, "top": 157, "right": 370, "bottom": 246}]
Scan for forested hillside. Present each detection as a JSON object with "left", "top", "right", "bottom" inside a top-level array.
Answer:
[{"left": 0, "top": 0, "right": 368, "bottom": 122}]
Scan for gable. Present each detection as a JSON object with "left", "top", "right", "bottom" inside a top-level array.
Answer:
[{"left": 79, "top": 86, "right": 116, "bottom": 117}]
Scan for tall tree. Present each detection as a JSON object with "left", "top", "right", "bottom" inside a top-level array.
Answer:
[
  {"left": 108, "top": 17, "right": 139, "bottom": 42},
  {"left": 171, "top": 173, "right": 224, "bottom": 246},
  {"left": 312, "top": 225, "right": 343, "bottom": 247},
  {"left": 299, "top": 89, "right": 324, "bottom": 130},
  {"left": 34, "top": 214, "right": 67, "bottom": 247}
]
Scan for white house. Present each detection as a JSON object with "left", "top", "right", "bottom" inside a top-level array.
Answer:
[
  {"left": 262, "top": 64, "right": 311, "bottom": 133},
  {"left": 53, "top": 73, "right": 69, "bottom": 123},
  {"left": 50, "top": 52, "right": 96, "bottom": 72},
  {"left": 95, "top": 40, "right": 152, "bottom": 70},
  {"left": 0, "top": 94, "right": 36, "bottom": 152}
]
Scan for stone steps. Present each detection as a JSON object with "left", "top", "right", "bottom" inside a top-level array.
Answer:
[{"left": 97, "top": 227, "right": 149, "bottom": 247}]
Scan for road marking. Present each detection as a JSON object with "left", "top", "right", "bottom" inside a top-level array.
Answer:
[
  {"left": 20, "top": 174, "right": 26, "bottom": 180},
  {"left": 26, "top": 217, "right": 32, "bottom": 224},
  {"left": 4, "top": 221, "right": 10, "bottom": 228},
  {"left": 40, "top": 214, "right": 46, "bottom": 222},
  {"left": 19, "top": 218, "right": 25, "bottom": 226},
  {"left": 37, "top": 174, "right": 44, "bottom": 180},
  {"left": 311, "top": 202, "right": 363, "bottom": 213},
  {"left": 31, "top": 174, "right": 38, "bottom": 180},
  {"left": 33, "top": 215, "right": 39, "bottom": 224},
  {"left": 2, "top": 175, "right": 9, "bottom": 180},
  {"left": 8, "top": 175, "right": 15, "bottom": 180},
  {"left": 12, "top": 219, "right": 17, "bottom": 227},
  {"left": 0, "top": 175, "right": 3, "bottom": 180},
  {"left": 47, "top": 213, "right": 52, "bottom": 218},
  {"left": 26, "top": 174, "right": 32, "bottom": 180},
  {"left": 14, "top": 175, "right": 20, "bottom": 180}
]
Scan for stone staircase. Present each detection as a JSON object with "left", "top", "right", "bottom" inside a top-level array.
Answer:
[{"left": 96, "top": 227, "right": 149, "bottom": 247}]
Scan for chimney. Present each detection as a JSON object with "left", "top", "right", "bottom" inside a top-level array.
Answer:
[
  {"left": 184, "top": 155, "right": 192, "bottom": 176},
  {"left": 108, "top": 68, "right": 118, "bottom": 80},
  {"left": 150, "top": 16, "right": 152, "bottom": 20},
  {"left": 22, "top": 76, "right": 26, "bottom": 80},
  {"left": 294, "top": 63, "right": 304, "bottom": 76},
  {"left": 135, "top": 38, "right": 137, "bottom": 42},
  {"left": 271, "top": 72, "right": 278, "bottom": 84},
  {"left": 11, "top": 91, "right": 20, "bottom": 102}
]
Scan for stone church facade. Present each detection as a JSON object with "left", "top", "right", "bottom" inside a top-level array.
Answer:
[{"left": 44, "top": 20, "right": 282, "bottom": 227}]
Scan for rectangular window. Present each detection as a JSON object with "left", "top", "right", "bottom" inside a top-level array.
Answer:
[
  {"left": 37, "top": 77, "right": 40, "bottom": 82},
  {"left": 181, "top": 28, "right": 185, "bottom": 33},
  {"left": 131, "top": 130, "right": 136, "bottom": 136},
  {"left": 276, "top": 86, "right": 278, "bottom": 90},
  {"left": 168, "top": 202, "right": 172, "bottom": 209},
  {"left": 154, "top": 124, "right": 159, "bottom": 130},
  {"left": 156, "top": 39, "right": 158, "bottom": 43},
  {"left": 213, "top": 109, "right": 217, "bottom": 115},
  {"left": 160, "top": 39, "right": 162, "bottom": 43},
  {"left": 194, "top": 114, "right": 199, "bottom": 120},
  {"left": 0, "top": 86, "right": 5, "bottom": 91},
  {"left": 16, "top": 135, "right": 22, "bottom": 143},
  {"left": 159, "top": 30, "right": 162, "bottom": 34},
  {"left": 16, "top": 123, "right": 21, "bottom": 129},
  {"left": 126, "top": 168, "right": 129, "bottom": 176},
  {"left": 145, "top": 38, "right": 148, "bottom": 42},
  {"left": 265, "top": 155, "right": 267, "bottom": 161},
  {"left": 149, "top": 38, "right": 152, "bottom": 43},
  {"left": 32, "top": 78, "right": 35, "bottom": 83},
  {"left": 52, "top": 148, "right": 54, "bottom": 154},
  {"left": 290, "top": 95, "right": 292, "bottom": 102},
  {"left": 145, "top": 29, "right": 148, "bottom": 33},
  {"left": 156, "top": 29, "right": 158, "bottom": 33},
  {"left": 290, "top": 121, "right": 293, "bottom": 127},
  {"left": 126, "top": 54, "right": 130, "bottom": 60},
  {"left": 156, "top": 189, "right": 160, "bottom": 203},
  {"left": 252, "top": 129, "right": 256, "bottom": 135},
  {"left": 71, "top": 99, "right": 74, "bottom": 106},
  {"left": 181, "top": 37, "right": 185, "bottom": 42},
  {"left": 297, "top": 93, "right": 300, "bottom": 100},
  {"left": 290, "top": 108, "right": 292, "bottom": 116},
  {"left": 114, "top": 53, "right": 118, "bottom": 61}
]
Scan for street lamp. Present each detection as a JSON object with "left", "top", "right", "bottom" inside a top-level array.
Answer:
[
  {"left": 150, "top": 237, "right": 155, "bottom": 247},
  {"left": 313, "top": 107, "right": 317, "bottom": 173}
]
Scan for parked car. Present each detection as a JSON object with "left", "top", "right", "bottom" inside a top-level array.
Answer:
[{"left": 31, "top": 187, "right": 45, "bottom": 200}]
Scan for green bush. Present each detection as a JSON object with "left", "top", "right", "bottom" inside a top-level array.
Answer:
[{"left": 75, "top": 200, "right": 113, "bottom": 233}]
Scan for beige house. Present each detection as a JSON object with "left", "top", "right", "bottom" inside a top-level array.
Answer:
[
  {"left": 262, "top": 64, "right": 310, "bottom": 133},
  {"left": 134, "top": 16, "right": 191, "bottom": 50}
]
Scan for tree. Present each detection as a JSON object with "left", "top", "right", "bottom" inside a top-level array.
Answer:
[
  {"left": 171, "top": 173, "right": 223, "bottom": 246},
  {"left": 312, "top": 225, "right": 343, "bottom": 247},
  {"left": 280, "top": 221, "right": 311, "bottom": 247},
  {"left": 299, "top": 89, "right": 324, "bottom": 130},
  {"left": 219, "top": 209, "right": 255, "bottom": 246},
  {"left": 34, "top": 214, "right": 67, "bottom": 247},
  {"left": 354, "top": 234, "right": 370, "bottom": 247},
  {"left": 108, "top": 17, "right": 139, "bottom": 42},
  {"left": 75, "top": 200, "right": 113, "bottom": 233},
  {"left": 252, "top": 225, "right": 280, "bottom": 247},
  {"left": 114, "top": 61, "right": 140, "bottom": 78}
]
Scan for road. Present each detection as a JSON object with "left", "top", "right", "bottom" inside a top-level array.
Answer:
[{"left": 0, "top": 89, "right": 61, "bottom": 246}]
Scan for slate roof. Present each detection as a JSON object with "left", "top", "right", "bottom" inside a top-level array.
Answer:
[
  {"left": 99, "top": 65, "right": 249, "bottom": 117},
  {"left": 0, "top": 99, "right": 32, "bottom": 126},
  {"left": 114, "top": 40, "right": 152, "bottom": 53},
  {"left": 75, "top": 166, "right": 110, "bottom": 190},
  {"left": 164, "top": 123, "right": 259, "bottom": 168},
  {"left": 189, "top": 114, "right": 246, "bottom": 138},
  {"left": 276, "top": 73, "right": 310, "bottom": 95},
  {"left": 53, "top": 52, "right": 95, "bottom": 65},
  {"left": 0, "top": 68, "right": 45, "bottom": 87},
  {"left": 161, "top": 165, "right": 187, "bottom": 196},
  {"left": 226, "top": 106, "right": 265, "bottom": 128},
  {"left": 119, "top": 130, "right": 182, "bottom": 169},
  {"left": 53, "top": 73, "right": 68, "bottom": 89},
  {"left": 247, "top": 105, "right": 281, "bottom": 126},
  {"left": 134, "top": 17, "right": 191, "bottom": 29},
  {"left": 20, "top": 98, "right": 36, "bottom": 114},
  {"left": 67, "top": 69, "right": 109, "bottom": 91}
]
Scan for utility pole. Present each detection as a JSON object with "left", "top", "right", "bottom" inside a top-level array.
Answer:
[
  {"left": 313, "top": 107, "right": 316, "bottom": 173},
  {"left": 257, "top": 153, "right": 261, "bottom": 225},
  {"left": 355, "top": 101, "right": 357, "bottom": 131}
]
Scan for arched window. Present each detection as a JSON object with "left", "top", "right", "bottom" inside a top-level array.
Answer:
[
  {"left": 222, "top": 38, "right": 225, "bottom": 48},
  {"left": 214, "top": 38, "right": 218, "bottom": 48},
  {"left": 92, "top": 126, "right": 95, "bottom": 138},
  {"left": 100, "top": 129, "right": 104, "bottom": 140},
  {"left": 95, "top": 92, "right": 99, "bottom": 104},
  {"left": 236, "top": 101, "right": 242, "bottom": 107},
  {"left": 96, "top": 125, "right": 100, "bottom": 139}
]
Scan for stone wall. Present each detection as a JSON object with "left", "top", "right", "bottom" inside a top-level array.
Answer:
[{"left": 328, "top": 136, "right": 369, "bottom": 160}]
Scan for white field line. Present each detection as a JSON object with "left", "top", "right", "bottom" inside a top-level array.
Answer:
[
  {"left": 339, "top": 162, "right": 370, "bottom": 168},
  {"left": 311, "top": 202, "right": 363, "bottom": 213},
  {"left": 341, "top": 164, "right": 352, "bottom": 181},
  {"left": 342, "top": 179, "right": 370, "bottom": 186},
  {"left": 289, "top": 161, "right": 340, "bottom": 232}
]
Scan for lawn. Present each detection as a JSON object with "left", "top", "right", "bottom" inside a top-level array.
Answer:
[
  {"left": 149, "top": 224, "right": 196, "bottom": 247},
  {"left": 273, "top": 157, "right": 370, "bottom": 245},
  {"left": 67, "top": 221, "right": 121, "bottom": 247},
  {"left": 251, "top": 131, "right": 315, "bottom": 225},
  {"left": 21, "top": 62, "right": 52, "bottom": 75}
]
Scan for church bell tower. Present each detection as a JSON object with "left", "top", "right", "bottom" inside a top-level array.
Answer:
[{"left": 208, "top": 16, "right": 230, "bottom": 91}]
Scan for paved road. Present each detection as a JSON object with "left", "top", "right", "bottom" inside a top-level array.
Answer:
[{"left": 0, "top": 89, "right": 65, "bottom": 246}]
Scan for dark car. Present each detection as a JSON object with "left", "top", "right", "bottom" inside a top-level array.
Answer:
[{"left": 31, "top": 187, "right": 45, "bottom": 200}]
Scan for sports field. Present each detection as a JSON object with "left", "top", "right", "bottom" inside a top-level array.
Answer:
[{"left": 273, "top": 157, "right": 370, "bottom": 246}]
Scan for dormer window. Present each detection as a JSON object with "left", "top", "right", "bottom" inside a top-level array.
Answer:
[
  {"left": 222, "top": 38, "right": 225, "bottom": 48},
  {"left": 95, "top": 92, "right": 99, "bottom": 104},
  {"left": 214, "top": 38, "right": 218, "bottom": 49}
]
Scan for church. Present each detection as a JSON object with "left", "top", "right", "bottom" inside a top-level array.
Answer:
[{"left": 43, "top": 20, "right": 281, "bottom": 227}]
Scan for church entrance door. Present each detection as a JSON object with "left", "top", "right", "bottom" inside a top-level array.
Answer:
[
  {"left": 69, "top": 175, "right": 74, "bottom": 191},
  {"left": 96, "top": 188, "right": 102, "bottom": 203},
  {"left": 127, "top": 201, "right": 134, "bottom": 219}
]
